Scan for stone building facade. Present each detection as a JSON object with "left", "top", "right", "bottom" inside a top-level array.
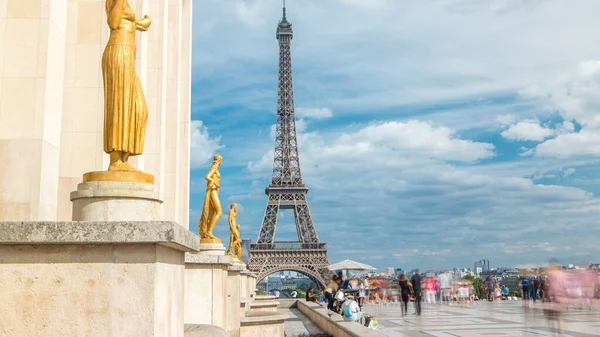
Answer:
[{"left": 0, "top": 0, "right": 192, "bottom": 228}]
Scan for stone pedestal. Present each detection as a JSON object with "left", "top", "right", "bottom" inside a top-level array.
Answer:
[
  {"left": 0, "top": 221, "right": 199, "bottom": 337},
  {"left": 184, "top": 252, "right": 234, "bottom": 329},
  {"left": 70, "top": 179, "right": 162, "bottom": 221},
  {"left": 226, "top": 264, "right": 246, "bottom": 337},
  {"left": 240, "top": 270, "right": 250, "bottom": 315},
  {"left": 198, "top": 242, "right": 226, "bottom": 256},
  {"left": 247, "top": 273, "right": 257, "bottom": 300}
]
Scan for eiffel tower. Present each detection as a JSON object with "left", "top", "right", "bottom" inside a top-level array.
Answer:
[{"left": 248, "top": 2, "right": 330, "bottom": 289}]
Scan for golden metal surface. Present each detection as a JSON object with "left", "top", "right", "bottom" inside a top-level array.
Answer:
[
  {"left": 226, "top": 203, "right": 243, "bottom": 260},
  {"left": 198, "top": 155, "right": 223, "bottom": 242},
  {"left": 103, "top": 0, "right": 151, "bottom": 172},
  {"left": 199, "top": 238, "right": 222, "bottom": 244},
  {"left": 82, "top": 171, "right": 154, "bottom": 184}
]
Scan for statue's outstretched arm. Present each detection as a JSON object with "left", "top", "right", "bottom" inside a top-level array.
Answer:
[
  {"left": 136, "top": 15, "right": 152, "bottom": 31},
  {"left": 107, "top": 0, "right": 126, "bottom": 30}
]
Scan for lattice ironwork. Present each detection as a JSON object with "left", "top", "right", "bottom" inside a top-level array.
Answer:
[
  {"left": 250, "top": 243, "right": 330, "bottom": 289},
  {"left": 248, "top": 5, "right": 330, "bottom": 286}
]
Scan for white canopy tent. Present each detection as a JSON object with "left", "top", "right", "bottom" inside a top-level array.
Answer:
[{"left": 327, "top": 259, "right": 376, "bottom": 271}]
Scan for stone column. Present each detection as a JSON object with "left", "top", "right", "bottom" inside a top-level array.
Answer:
[
  {"left": 143, "top": 0, "right": 169, "bottom": 211},
  {"left": 162, "top": 0, "right": 182, "bottom": 224},
  {"left": 0, "top": 0, "right": 68, "bottom": 221},
  {"left": 177, "top": 0, "right": 192, "bottom": 228},
  {"left": 57, "top": 0, "right": 110, "bottom": 220}
]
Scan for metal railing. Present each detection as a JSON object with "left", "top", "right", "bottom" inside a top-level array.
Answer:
[{"left": 250, "top": 242, "right": 327, "bottom": 251}]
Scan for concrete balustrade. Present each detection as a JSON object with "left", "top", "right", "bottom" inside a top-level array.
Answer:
[{"left": 296, "top": 300, "right": 387, "bottom": 337}]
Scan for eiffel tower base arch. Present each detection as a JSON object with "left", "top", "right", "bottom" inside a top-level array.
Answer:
[{"left": 249, "top": 243, "right": 331, "bottom": 290}]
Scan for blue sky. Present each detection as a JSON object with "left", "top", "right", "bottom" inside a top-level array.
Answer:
[{"left": 188, "top": 0, "right": 600, "bottom": 271}]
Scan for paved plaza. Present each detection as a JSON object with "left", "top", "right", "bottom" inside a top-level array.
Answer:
[{"left": 361, "top": 301, "right": 600, "bottom": 337}]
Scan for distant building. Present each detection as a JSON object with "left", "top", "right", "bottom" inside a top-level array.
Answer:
[
  {"left": 501, "top": 269, "right": 520, "bottom": 292},
  {"left": 474, "top": 259, "right": 490, "bottom": 275},
  {"left": 385, "top": 267, "right": 395, "bottom": 275}
]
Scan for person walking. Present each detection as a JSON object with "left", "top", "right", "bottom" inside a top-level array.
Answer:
[
  {"left": 531, "top": 276, "right": 539, "bottom": 302},
  {"left": 325, "top": 275, "right": 339, "bottom": 311},
  {"left": 410, "top": 270, "right": 423, "bottom": 315},
  {"left": 485, "top": 274, "right": 495, "bottom": 301},
  {"left": 522, "top": 276, "right": 531, "bottom": 301},
  {"left": 398, "top": 274, "right": 413, "bottom": 317}
]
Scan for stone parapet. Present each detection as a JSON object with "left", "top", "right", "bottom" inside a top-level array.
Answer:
[
  {"left": 185, "top": 252, "right": 234, "bottom": 264},
  {"left": 296, "top": 300, "right": 387, "bottom": 337},
  {"left": 0, "top": 220, "right": 198, "bottom": 337},
  {"left": 0, "top": 221, "right": 199, "bottom": 252}
]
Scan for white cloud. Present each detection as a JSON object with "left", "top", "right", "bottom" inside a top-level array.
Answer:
[
  {"left": 521, "top": 60, "right": 600, "bottom": 157},
  {"left": 563, "top": 168, "right": 575, "bottom": 178},
  {"left": 536, "top": 128, "right": 600, "bottom": 158},
  {"left": 296, "top": 107, "right": 333, "bottom": 119},
  {"left": 501, "top": 119, "right": 554, "bottom": 141},
  {"left": 194, "top": 0, "right": 600, "bottom": 116},
  {"left": 190, "top": 120, "right": 224, "bottom": 168},
  {"left": 245, "top": 119, "right": 600, "bottom": 268},
  {"left": 497, "top": 114, "right": 517, "bottom": 126},
  {"left": 249, "top": 120, "right": 495, "bottom": 174}
]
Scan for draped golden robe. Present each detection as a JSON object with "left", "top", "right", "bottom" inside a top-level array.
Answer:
[{"left": 102, "top": 2, "right": 148, "bottom": 155}]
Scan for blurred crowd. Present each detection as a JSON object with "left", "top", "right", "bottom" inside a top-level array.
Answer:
[{"left": 304, "top": 266, "right": 600, "bottom": 330}]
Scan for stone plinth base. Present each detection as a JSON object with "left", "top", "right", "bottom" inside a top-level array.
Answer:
[
  {"left": 184, "top": 324, "right": 227, "bottom": 337},
  {"left": 249, "top": 301, "right": 280, "bottom": 312},
  {"left": 198, "top": 242, "right": 226, "bottom": 256},
  {"left": 184, "top": 252, "right": 234, "bottom": 329},
  {"left": 230, "top": 256, "right": 245, "bottom": 265},
  {"left": 240, "top": 311, "right": 286, "bottom": 337},
  {"left": 226, "top": 264, "right": 246, "bottom": 337},
  {"left": 70, "top": 180, "right": 162, "bottom": 221},
  {"left": 0, "top": 221, "right": 199, "bottom": 337}
]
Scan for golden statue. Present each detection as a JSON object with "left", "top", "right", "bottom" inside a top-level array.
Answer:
[
  {"left": 226, "top": 204, "right": 243, "bottom": 260},
  {"left": 102, "top": 0, "right": 151, "bottom": 172},
  {"left": 198, "top": 155, "right": 223, "bottom": 242}
]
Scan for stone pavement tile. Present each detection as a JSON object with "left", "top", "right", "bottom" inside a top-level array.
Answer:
[{"left": 362, "top": 301, "right": 600, "bottom": 337}]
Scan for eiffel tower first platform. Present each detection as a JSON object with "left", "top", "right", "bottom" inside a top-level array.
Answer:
[{"left": 248, "top": 3, "right": 330, "bottom": 289}]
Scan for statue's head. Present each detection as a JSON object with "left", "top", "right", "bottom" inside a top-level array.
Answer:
[
  {"left": 213, "top": 154, "right": 223, "bottom": 165},
  {"left": 230, "top": 203, "right": 237, "bottom": 211}
]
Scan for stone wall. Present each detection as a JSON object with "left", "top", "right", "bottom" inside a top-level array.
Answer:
[{"left": 0, "top": 0, "right": 192, "bottom": 228}]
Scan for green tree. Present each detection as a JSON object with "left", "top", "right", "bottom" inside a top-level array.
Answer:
[{"left": 464, "top": 275, "right": 484, "bottom": 299}]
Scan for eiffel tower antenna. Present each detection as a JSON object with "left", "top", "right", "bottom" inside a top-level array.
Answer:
[{"left": 248, "top": 3, "right": 330, "bottom": 289}]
